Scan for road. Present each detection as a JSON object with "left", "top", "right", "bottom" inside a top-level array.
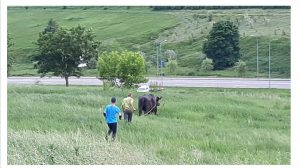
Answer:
[{"left": 7, "top": 76, "right": 290, "bottom": 89}]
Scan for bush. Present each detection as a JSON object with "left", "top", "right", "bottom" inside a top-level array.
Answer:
[
  {"left": 166, "top": 59, "right": 178, "bottom": 74},
  {"left": 234, "top": 60, "right": 247, "bottom": 77},
  {"left": 201, "top": 58, "right": 214, "bottom": 71},
  {"left": 188, "top": 72, "right": 195, "bottom": 76}
]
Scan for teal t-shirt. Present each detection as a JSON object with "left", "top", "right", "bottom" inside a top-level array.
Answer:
[{"left": 104, "top": 104, "right": 121, "bottom": 123}]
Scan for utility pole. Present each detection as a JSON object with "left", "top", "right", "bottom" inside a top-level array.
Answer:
[
  {"left": 269, "top": 40, "right": 271, "bottom": 89},
  {"left": 156, "top": 40, "right": 167, "bottom": 75},
  {"left": 158, "top": 40, "right": 167, "bottom": 76},
  {"left": 156, "top": 43, "right": 159, "bottom": 76},
  {"left": 256, "top": 38, "right": 259, "bottom": 78},
  {"left": 159, "top": 42, "right": 163, "bottom": 76}
]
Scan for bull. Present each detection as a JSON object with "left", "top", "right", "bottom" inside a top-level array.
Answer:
[{"left": 138, "top": 94, "right": 162, "bottom": 116}]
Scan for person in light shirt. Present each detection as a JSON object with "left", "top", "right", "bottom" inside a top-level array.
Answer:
[{"left": 122, "top": 93, "right": 136, "bottom": 123}]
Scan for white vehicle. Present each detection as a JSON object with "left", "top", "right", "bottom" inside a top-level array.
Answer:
[
  {"left": 78, "top": 63, "right": 87, "bottom": 68},
  {"left": 137, "top": 85, "right": 150, "bottom": 93}
]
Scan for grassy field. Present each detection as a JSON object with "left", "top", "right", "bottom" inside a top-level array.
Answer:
[
  {"left": 8, "top": 85, "right": 290, "bottom": 164},
  {"left": 8, "top": 7, "right": 290, "bottom": 77}
]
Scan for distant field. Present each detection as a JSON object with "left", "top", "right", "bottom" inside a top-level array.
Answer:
[
  {"left": 8, "top": 7, "right": 290, "bottom": 77},
  {"left": 8, "top": 85, "right": 290, "bottom": 164}
]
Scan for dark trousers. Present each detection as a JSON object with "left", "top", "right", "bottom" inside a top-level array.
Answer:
[
  {"left": 107, "top": 122, "right": 117, "bottom": 140},
  {"left": 124, "top": 109, "right": 133, "bottom": 122}
]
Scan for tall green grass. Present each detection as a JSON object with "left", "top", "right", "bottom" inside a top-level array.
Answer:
[{"left": 8, "top": 85, "right": 290, "bottom": 164}]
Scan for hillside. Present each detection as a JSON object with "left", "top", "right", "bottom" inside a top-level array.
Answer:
[{"left": 8, "top": 6, "right": 290, "bottom": 78}]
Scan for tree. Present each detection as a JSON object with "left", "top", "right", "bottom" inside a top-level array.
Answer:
[
  {"left": 164, "top": 49, "right": 177, "bottom": 61},
  {"left": 203, "top": 20, "right": 240, "bottom": 70},
  {"left": 234, "top": 60, "right": 247, "bottom": 77},
  {"left": 201, "top": 58, "right": 213, "bottom": 71},
  {"left": 97, "top": 51, "right": 147, "bottom": 88},
  {"left": 43, "top": 19, "right": 59, "bottom": 34},
  {"left": 166, "top": 59, "right": 178, "bottom": 74},
  {"left": 7, "top": 34, "right": 14, "bottom": 76},
  {"left": 34, "top": 25, "right": 99, "bottom": 87},
  {"left": 97, "top": 51, "right": 120, "bottom": 84}
]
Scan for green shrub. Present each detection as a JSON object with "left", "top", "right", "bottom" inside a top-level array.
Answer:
[
  {"left": 201, "top": 58, "right": 214, "bottom": 71},
  {"left": 234, "top": 60, "right": 247, "bottom": 77}
]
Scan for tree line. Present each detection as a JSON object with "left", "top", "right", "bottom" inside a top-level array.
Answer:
[
  {"left": 151, "top": 6, "right": 290, "bottom": 11},
  {"left": 8, "top": 18, "right": 246, "bottom": 87}
]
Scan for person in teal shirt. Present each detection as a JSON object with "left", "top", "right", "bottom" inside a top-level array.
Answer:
[{"left": 103, "top": 97, "right": 122, "bottom": 141}]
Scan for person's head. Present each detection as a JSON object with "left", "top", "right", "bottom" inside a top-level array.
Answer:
[
  {"left": 128, "top": 93, "right": 133, "bottom": 98},
  {"left": 111, "top": 97, "right": 116, "bottom": 104}
]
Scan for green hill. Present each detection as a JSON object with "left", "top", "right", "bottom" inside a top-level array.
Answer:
[{"left": 8, "top": 6, "right": 290, "bottom": 78}]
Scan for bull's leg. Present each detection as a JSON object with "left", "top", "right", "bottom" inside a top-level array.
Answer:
[
  {"left": 139, "top": 110, "right": 142, "bottom": 116},
  {"left": 154, "top": 107, "right": 157, "bottom": 115}
]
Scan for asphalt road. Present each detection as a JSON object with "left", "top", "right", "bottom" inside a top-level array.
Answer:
[{"left": 7, "top": 76, "right": 290, "bottom": 89}]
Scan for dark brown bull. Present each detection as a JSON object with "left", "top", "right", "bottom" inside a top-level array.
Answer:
[{"left": 138, "top": 94, "right": 162, "bottom": 116}]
